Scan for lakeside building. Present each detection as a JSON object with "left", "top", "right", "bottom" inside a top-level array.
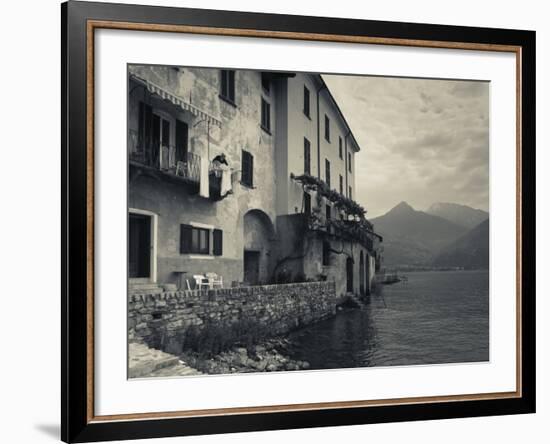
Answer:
[{"left": 128, "top": 65, "right": 382, "bottom": 300}]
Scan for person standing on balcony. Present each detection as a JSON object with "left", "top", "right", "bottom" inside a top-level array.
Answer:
[{"left": 211, "top": 153, "right": 233, "bottom": 197}]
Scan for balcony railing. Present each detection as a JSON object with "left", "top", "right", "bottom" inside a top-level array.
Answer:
[
  {"left": 129, "top": 129, "right": 201, "bottom": 184},
  {"left": 128, "top": 129, "right": 232, "bottom": 200}
]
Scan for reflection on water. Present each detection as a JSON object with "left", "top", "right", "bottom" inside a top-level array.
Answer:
[{"left": 287, "top": 270, "right": 489, "bottom": 369}]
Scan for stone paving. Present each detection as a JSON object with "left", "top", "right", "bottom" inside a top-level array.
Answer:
[{"left": 129, "top": 342, "right": 202, "bottom": 378}]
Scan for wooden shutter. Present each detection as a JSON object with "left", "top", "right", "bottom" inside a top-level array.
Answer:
[
  {"left": 248, "top": 153, "right": 254, "bottom": 187},
  {"left": 213, "top": 229, "right": 223, "bottom": 256},
  {"left": 303, "top": 86, "right": 310, "bottom": 117},
  {"left": 220, "top": 70, "right": 227, "bottom": 97},
  {"left": 228, "top": 70, "right": 235, "bottom": 101},
  {"left": 242, "top": 151, "right": 253, "bottom": 187},
  {"left": 304, "top": 138, "right": 310, "bottom": 175},
  {"left": 180, "top": 224, "right": 193, "bottom": 254}
]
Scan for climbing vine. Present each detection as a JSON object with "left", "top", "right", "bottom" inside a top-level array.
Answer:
[{"left": 291, "top": 173, "right": 371, "bottom": 224}]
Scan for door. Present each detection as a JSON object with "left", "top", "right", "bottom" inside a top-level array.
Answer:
[
  {"left": 129, "top": 213, "right": 151, "bottom": 279},
  {"left": 244, "top": 251, "right": 260, "bottom": 285},
  {"left": 346, "top": 257, "right": 354, "bottom": 293}
]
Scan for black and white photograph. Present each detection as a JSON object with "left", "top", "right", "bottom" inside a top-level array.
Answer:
[{"left": 127, "top": 65, "right": 490, "bottom": 378}]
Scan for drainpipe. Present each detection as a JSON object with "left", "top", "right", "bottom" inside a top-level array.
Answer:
[
  {"left": 316, "top": 84, "right": 327, "bottom": 180},
  {"left": 344, "top": 130, "right": 351, "bottom": 198}
]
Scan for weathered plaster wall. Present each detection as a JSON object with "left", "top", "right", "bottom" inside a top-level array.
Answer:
[
  {"left": 285, "top": 74, "right": 320, "bottom": 215},
  {"left": 273, "top": 214, "right": 374, "bottom": 299},
  {"left": 129, "top": 281, "right": 337, "bottom": 355},
  {"left": 281, "top": 73, "right": 358, "bottom": 225},
  {"left": 128, "top": 66, "right": 279, "bottom": 286}
]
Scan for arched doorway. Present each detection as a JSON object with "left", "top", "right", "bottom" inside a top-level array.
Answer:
[
  {"left": 359, "top": 251, "right": 365, "bottom": 295},
  {"left": 346, "top": 257, "right": 354, "bottom": 293},
  {"left": 243, "top": 209, "right": 275, "bottom": 285}
]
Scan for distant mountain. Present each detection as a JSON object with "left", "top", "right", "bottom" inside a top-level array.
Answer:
[
  {"left": 432, "top": 219, "right": 489, "bottom": 269},
  {"left": 370, "top": 202, "right": 467, "bottom": 267},
  {"left": 426, "top": 202, "right": 489, "bottom": 229}
]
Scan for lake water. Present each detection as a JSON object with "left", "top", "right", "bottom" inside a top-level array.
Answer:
[{"left": 286, "top": 270, "right": 489, "bottom": 369}]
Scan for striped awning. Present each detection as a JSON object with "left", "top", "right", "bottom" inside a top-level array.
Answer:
[{"left": 130, "top": 74, "right": 222, "bottom": 128}]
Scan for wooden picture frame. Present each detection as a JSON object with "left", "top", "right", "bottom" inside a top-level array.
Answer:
[{"left": 62, "top": 1, "right": 536, "bottom": 442}]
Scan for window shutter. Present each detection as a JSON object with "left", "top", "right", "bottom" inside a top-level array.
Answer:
[
  {"left": 241, "top": 150, "right": 253, "bottom": 187},
  {"left": 228, "top": 70, "right": 235, "bottom": 101},
  {"left": 241, "top": 151, "right": 249, "bottom": 185},
  {"left": 220, "top": 70, "right": 227, "bottom": 97},
  {"left": 213, "top": 229, "right": 223, "bottom": 256},
  {"left": 304, "top": 138, "right": 311, "bottom": 175},
  {"left": 248, "top": 153, "right": 254, "bottom": 187},
  {"left": 180, "top": 224, "right": 193, "bottom": 254}
]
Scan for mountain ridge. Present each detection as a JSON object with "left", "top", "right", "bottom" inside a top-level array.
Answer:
[
  {"left": 426, "top": 202, "right": 488, "bottom": 229},
  {"left": 370, "top": 201, "right": 467, "bottom": 267},
  {"left": 432, "top": 219, "right": 489, "bottom": 269},
  {"left": 370, "top": 201, "right": 488, "bottom": 268}
]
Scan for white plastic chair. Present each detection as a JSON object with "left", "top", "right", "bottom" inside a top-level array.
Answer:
[
  {"left": 193, "top": 274, "right": 209, "bottom": 290},
  {"left": 205, "top": 272, "right": 223, "bottom": 289}
]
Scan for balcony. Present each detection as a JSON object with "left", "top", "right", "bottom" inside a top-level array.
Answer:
[{"left": 128, "top": 130, "right": 227, "bottom": 200}]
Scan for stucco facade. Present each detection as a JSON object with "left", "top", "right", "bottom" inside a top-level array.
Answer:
[{"left": 127, "top": 65, "right": 380, "bottom": 299}]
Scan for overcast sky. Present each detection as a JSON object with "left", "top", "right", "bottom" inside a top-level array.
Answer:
[{"left": 323, "top": 75, "right": 489, "bottom": 218}]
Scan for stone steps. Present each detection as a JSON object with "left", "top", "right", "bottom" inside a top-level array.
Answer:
[
  {"left": 128, "top": 342, "right": 202, "bottom": 378},
  {"left": 128, "top": 343, "right": 179, "bottom": 378}
]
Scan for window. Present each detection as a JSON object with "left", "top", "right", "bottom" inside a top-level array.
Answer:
[
  {"left": 303, "top": 86, "right": 310, "bottom": 118},
  {"left": 348, "top": 152, "right": 352, "bottom": 172},
  {"left": 304, "top": 192, "right": 311, "bottom": 215},
  {"left": 325, "top": 204, "right": 331, "bottom": 221},
  {"left": 349, "top": 186, "right": 353, "bottom": 199},
  {"left": 261, "top": 73, "right": 270, "bottom": 93},
  {"left": 339, "top": 175, "right": 344, "bottom": 195},
  {"left": 241, "top": 150, "right": 254, "bottom": 187},
  {"left": 339, "top": 137, "right": 343, "bottom": 159},
  {"left": 325, "top": 159, "right": 331, "bottom": 188},
  {"left": 180, "top": 224, "right": 210, "bottom": 255},
  {"left": 325, "top": 115, "right": 330, "bottom": 142},
  {"left": 261, "top": 98, "right": 271, "bottom": 133},
  {"left": 220, "top": 70, "right": 235, "bottom": 104},
  {"left": 304, "top": 138, "right": 311, "bottom": 175},
  {"left": 322, "top": 241, "right": 331, "bottom": 266}
]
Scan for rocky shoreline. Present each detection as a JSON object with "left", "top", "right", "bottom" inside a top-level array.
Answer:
[{"left": 180, "top": 337, "right": 310, "bottom": 375}]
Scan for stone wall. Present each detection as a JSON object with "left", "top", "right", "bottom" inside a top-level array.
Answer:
[{"left": 129, "top": 281, "right": 337, "bottom": 354}]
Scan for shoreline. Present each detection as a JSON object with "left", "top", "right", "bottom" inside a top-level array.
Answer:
[{"left": 180, "top": 337, "right": 310, "bottom": 375}]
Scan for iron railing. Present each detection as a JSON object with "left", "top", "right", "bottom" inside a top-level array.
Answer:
[{"left": 128, "top": 129, "right": 200, "bottom": 184}]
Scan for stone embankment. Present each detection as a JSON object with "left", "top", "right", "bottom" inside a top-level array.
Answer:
[{"left": 129, "top": 281, "right": 338, "bottom": 355}]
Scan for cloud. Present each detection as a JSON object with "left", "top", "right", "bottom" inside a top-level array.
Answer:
[{"left": 323, "top": 75, "right": 490, "bottom": 217}]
